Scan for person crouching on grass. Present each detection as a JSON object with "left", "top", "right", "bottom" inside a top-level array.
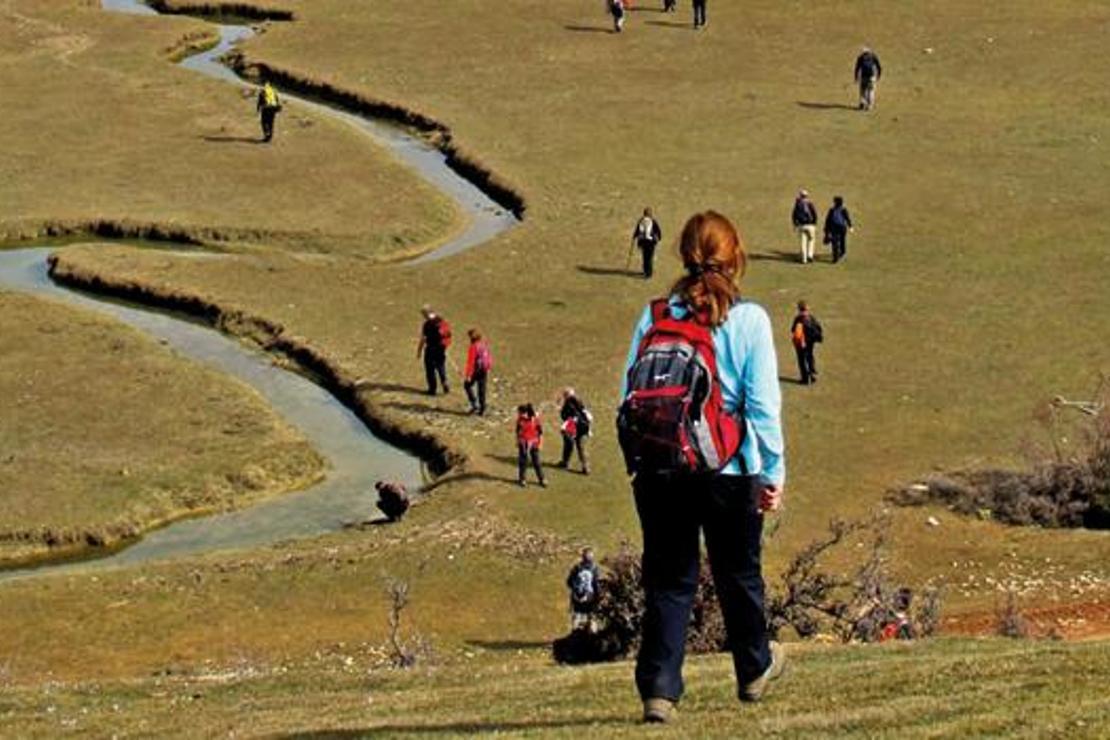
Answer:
[
  {"left": 515, "top": 404, "right": 546, "bottom": 488},
  {"left": 621, "top": 211, "right": 786, "bottom": 723}
]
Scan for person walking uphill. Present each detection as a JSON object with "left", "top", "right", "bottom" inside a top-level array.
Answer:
[
  {"left": 556, "top": 387, "right": 592, "bottom": 475},
  {"left": 854, "top": 46, "right": 882, "bottom": 111},
  {"left": 692, "top": 0, "right": 708, "bottom": 29},
  {"left": 256, "top": 81, "right": 281, "bottom": 143},
  {"left": 416, "top": 305, "right": 451, "bottom": 396},
  {"left": 515, "top": 404, "right": 546, "bottom": 488},
  {"left": 790, "top": 300, "right": 823, "bottom": 385},
  {"left": 608, "top": 0, "right": 626, "bottom": 33},
  {"left": 463, "top": 328, "right": 492, "bottom": 415},
  {"left": 791, "top": 189, "right": 819, "bottom": 264},
  {"left": 618, "top": 211, "right": 786, "bottom": 724},
  {"left": 823, "top": 196, "right": 853, "bottom": 263},
  {"left": 567, "top": 547, "right": 602, "bottom": 631},
  {"left": 631, "top": 208, "right": 662, "bottom": 279}
]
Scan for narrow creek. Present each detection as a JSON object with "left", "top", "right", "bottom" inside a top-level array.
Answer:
[{"left": 0, "top": 0, "right": 520, "bottom": 580}]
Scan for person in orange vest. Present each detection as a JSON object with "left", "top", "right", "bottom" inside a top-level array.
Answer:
[
  {"left": 463, "top": 328, "right": 492, "bottom": 415},
  {"left": 515, "top": 403, "right": 547, "bottom": 488},
  {"left": 790, "top": 300, "right": 823, "bottom": 385}
]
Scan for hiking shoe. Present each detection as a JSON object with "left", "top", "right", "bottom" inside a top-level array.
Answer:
[
  {"left": 739, "top": 642, "right": 786, "bottom": 703},
  {"left": 642, "top": 698, "right": 676, "bottom": 724},
  {"left": 538, "top": 479, "right": 548, "bottom": 488},
  {"left": 555, "top": 460, "right": 568, "bottom": 469},
  {"left": 517, "top": 479, "right": 526, "bottom": 488}
]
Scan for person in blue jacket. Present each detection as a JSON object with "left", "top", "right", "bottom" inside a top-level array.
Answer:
[{"left": 621, "top": 211, "right": 786, "bottom": 723}]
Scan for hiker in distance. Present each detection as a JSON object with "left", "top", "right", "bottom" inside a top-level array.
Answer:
[
  {"left": 256, "top": 80, "right": 281, "bottom": 143},
  {"left": 618, "top": 211, "right": 786, "bottom": 723},
  {"left": 416, "top": 305, "right": 452, "bottom": 396},
  {"left": 375, "top": 480, "right": 410, "bottom": 522},
  {"left": 463, "top": 328, "right": 492, "bottom": 415},
  {"left": 791, "top": 189, "right": 819, "bottom": 264},
  {"left": 663, "top": 0, "right": 677, "bottom": 11},
  {"left": 823, "top": 196, "right": 853, "bottom": 263},
  {"left": 556, "top": 387, "right": 592, "bottom": 475},
  {"left": 854, "top": 46, "right": 882, "bottom": 111},
  {"left": 790, "top": 300, "right": 823, "bottom": 385},
  {"left": 608, "top": 0, "right": 626, "bottom": 33},
  {"left": 631, "top": 207, "right": 663, "bottom": 278},
  {"left": 692, "top": 0, "right": 708, "bottom": 29},
  {"left": 515, "top": 403, "right": 547, "bottom": 488},
  {"left": 567, "top": 547, "right": 602, "bottom": 631}
]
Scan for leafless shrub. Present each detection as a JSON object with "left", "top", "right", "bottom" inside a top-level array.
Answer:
[
  {"left": 892, "top": 378, "right": 1110, "bottom": 529},
  {"left": 381, "top": 564, "right": 432, "bottom": 669},
  {"left": 995, "top": 590, "right": 1030, "bottom": 639}
]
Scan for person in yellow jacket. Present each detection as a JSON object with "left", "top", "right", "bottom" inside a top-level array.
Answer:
[{"left": 256, "top": 81, "right": 281, "bottom": 143}]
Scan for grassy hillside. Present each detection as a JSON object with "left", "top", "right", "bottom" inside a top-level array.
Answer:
[{"left": 2, "top": 637, "right": 1108, "bottom": 736}]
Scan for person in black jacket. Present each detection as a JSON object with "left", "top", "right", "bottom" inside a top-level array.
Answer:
[
  {"left": 663, "top": 0, "right": 677, "bottom": 11},
  {"left": 556, "top": 387, "right": 591, "bottom": 475},
  {"left": 854, "top": 47, "right": 882, "bottom": 111},
  {"left": 631, "top": 208, "right": 663, "bottom": 278},
  {"left": 791, "top": 189, "right": 819, "bottom": 264},
  {"left": 416, "top": 305, "right": 450, "bottom": 395},
  {"left": 790, "top": 301, "right": 823, "bottom": 385},
  {"left": 566, "top": 547, "right": 601, "bottom": 631},
  {"left": 823, "top": 196, "right": 853, "bottom": 263}
]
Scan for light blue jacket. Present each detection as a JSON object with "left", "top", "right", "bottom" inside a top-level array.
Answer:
[{"left": 621, "top": 296, "right": 785, "bottom": 484}]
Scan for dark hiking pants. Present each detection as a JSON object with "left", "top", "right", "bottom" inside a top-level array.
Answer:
[
  {"left": 633, "top": 472, "right": 771, "bottom": 702},
  {"left": 829, "top": 231, "right": 847, "bottom": 262},
  {"left": 638, "top": 240, "right": 656, "bottom": 278},
  {"left": 424, "top": 348, "right": 447, "bottom": 394},
  {"left": 518, "top": 444, "right": 544, "bottom": 484},
  {"left": 464, "top": 371, "right": 487, "bottom": 413},
  {"left": 260, "top": 107, "right": 277, "bottom": 141},
  {"left": 692, "top": 0, "right": 707, "bottom": 27},
  {"left": 561, "top": 434, "right": 589, "bottom": 470},
  {"left": 795, "top": 345, "right": 816, "bottom": 384}
]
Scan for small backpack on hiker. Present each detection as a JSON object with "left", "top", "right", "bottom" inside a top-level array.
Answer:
[
  {"left": 617, "top": 299, "right": 742, "bottom": 474},
  {"left": 436, "top": 318, "right": 453, "bottom": 349}
]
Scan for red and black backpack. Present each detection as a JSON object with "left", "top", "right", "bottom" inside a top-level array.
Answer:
[{"left": 617, "top": 299, "right": 743, "bottom": 475}]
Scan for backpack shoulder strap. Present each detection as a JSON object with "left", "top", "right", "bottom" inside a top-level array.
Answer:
[{"left": 649, "top": 298, "right": 670, "bottom": 324}]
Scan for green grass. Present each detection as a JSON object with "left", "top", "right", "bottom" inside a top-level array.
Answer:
[{"left": 1, "top": 638, "right": 1108, "bottom": 737}]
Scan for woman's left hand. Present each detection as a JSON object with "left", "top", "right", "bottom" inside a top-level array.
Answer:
[{"left": 759, "top": 483, "right": 784, "bottom": 513}]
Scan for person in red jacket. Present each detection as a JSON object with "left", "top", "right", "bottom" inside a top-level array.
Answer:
[
  {"left": 515, "top": 403, "right": 546, "bottom": 488},
  {"left": 463, "top": 328, "right": 492, "bottom": 415}
]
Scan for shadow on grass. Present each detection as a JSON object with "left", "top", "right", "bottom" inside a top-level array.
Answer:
[
  {"left": 778, "top": 375, "right": 804, "bottom": 385},
  {"left": 796, "top": 101, "right": 858, "bottom": 111},
  {"left": 577, "top": 264, "right": 643, "bottom": 278},
  {"left": 750, "top": 249, "right": 802, "bottom": 263},
  {"left": 201, "top": 134, "right": 264, "bottom": 144},
  {"left": 564, "top": 24, "right": 614, "bottom": 34},
  {"left": 382, "top": 401, "right": 473, "bottom": 417},
  {"left": 645, "top": 19, "right": 695, "bottom": 30},
  {"left": 421, "top": 470, "right": 520, "bottom": 493},
  {"left": 281, "top": 717, "right": 627, "bottom": 738},
  {"left": 356, "top": 381, "right": 428, "bottom": 396},
  {"left": 465, "top": 639, "right": 550, "bottom": 651}
]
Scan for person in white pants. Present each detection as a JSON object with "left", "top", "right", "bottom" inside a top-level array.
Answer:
[{"left": 791, "top": 189, "right": 818, "bottom": 264}]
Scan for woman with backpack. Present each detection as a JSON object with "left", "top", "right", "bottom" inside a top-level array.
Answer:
[
  {"left": 556, "top": 387, "right": 592, "bottom": 475},
  {"left": 515, "top": 404, "right": 546, "bottom": 488},
  {"left": 463, "top": 328, "right": 492, "bottom": 415},
  {"left": 618, "top": 211, "right": 785, "bottom": 723}
]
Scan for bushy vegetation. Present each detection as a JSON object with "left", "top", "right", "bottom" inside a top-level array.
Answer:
[
  {"left": 894, "top": 384, "right": 1110, "bottom": 529},
  {"left": 554, "top": 517, "right": 942, "bottom": 664}
]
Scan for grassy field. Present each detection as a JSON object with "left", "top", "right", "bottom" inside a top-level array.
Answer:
[
  {"left": 0, "top": 0, "right": 457, "bottom": 256},
  {"left": 0, "top": 0, "right": 1109, "bottom": 732},
  {"left": 1, "top": 635, "right": 1108, "bottom": 736},
  {"left": 0, "top": 289, "right": 322, "bottom": 564}
]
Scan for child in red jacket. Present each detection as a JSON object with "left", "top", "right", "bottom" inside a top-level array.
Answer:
[{"left": 515, "top": 403, "right": 546, "bottom": 488}]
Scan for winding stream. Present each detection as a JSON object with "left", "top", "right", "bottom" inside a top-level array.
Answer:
[{"left": 0, "top": 0, "right": 519, "bottom": 580}]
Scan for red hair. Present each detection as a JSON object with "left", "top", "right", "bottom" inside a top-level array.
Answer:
[{"left": 671, "top": 211, "right": 747, "bottom": 326}]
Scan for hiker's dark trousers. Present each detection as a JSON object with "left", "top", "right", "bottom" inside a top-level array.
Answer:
[
  {"left": 633, "top": 472, "right": 771, "bottom": 702},
  {"left": 464, "top": 371, "right": 487, "bottom": 413},
  {"left": 424, "top": 348, "right": 448, "bottom": 394},
  {"left": 828, "top": 230, "right": 847, "bottom": 262},
  {"left": 692, "top": 0, "right": 707, "bottom": 27},
  {"left": 260, "top": 107, "right": 278, "bottom": 141},
  {"left": 518, "top": 443, "right": 544, "bottom": 483},
  {"left": 561, "top": 433, "right": 589, "bottom": 470},
  {"left": 638, "top": 239, "right": 657, "bottom": 278},
  {"left": 795, "top": 345, "right": 816, "bottom": 384}
]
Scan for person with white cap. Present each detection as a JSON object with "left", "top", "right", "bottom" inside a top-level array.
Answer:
[{"left": 790, "top": 189, "right": 819, "bottom": 264}]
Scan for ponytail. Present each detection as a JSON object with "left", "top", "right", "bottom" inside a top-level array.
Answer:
[{"left": 671, "top": 211, "right": 747, "bottom": 326}]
